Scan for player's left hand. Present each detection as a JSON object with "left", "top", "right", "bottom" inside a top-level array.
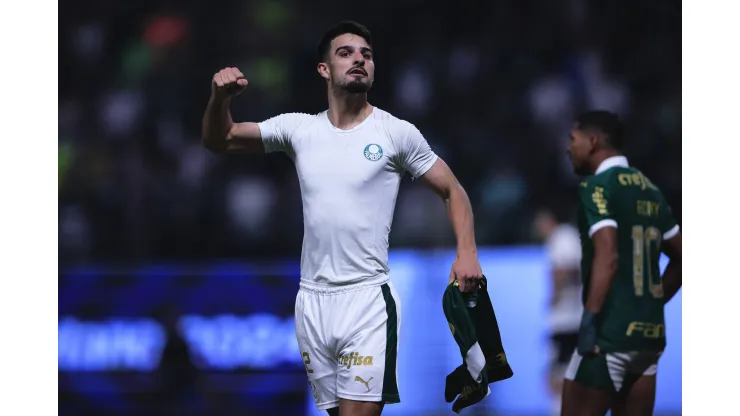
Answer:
[
  {"left": 577, "top": 310, "right": 600, "bottom": 356},
  {"left": 449, "top": 253, "right": 483, "bottom": 293}
]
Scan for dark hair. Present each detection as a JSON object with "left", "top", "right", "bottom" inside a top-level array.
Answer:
[
  {"left": 575, "top": 110, "right": 625, "bottom": 150},
  {"left": 317, "top": 21, "right": 373, "bottom": 63}
]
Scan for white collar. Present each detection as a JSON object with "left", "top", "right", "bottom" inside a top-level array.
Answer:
[{"left": 595, "top": 156, "right": 629, "bottom": 175}]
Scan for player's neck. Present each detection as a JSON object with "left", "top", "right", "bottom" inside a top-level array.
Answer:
[
  {"left": 589, "top": 150, "right": 622, "bottom": 175},
  {"left": 327, "top": 89, "right": 372, "bottom": 130}
]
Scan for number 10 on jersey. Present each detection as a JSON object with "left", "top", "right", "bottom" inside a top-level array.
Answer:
[{"left": 632, "top": 225, "right": 664, "bottom": 299}]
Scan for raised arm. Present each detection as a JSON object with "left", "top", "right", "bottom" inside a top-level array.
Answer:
[{"left": 202, "top": 67, "right": 265, "bottom": 154}]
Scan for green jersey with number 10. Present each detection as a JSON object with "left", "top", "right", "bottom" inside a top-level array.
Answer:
[{"left": 577, "top": 158, "right": 679, "bottom": 352}]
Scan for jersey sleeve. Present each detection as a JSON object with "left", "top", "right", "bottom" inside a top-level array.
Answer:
[
  {"left": 657, "top": 193, "right": 680, "bottom": 240},
  {"left": 579, "top": 178, "right": 617, "bottom": 238},
  {"left": 257, "top": 113, "right": 306, "bottom": 154},
  {"left": 397, "top": 124, "right": 438, "bottom": 179}
]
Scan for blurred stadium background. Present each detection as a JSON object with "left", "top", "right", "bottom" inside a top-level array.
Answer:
[{"left": 58, "top": 0, "right": 681, "bottom": 415}]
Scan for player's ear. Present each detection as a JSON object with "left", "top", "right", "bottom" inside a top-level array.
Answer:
[
  {"left": 317, "top": 62, "right": 330, "bottom": 81},
  {"left": 588, "top": 132, "right": 601, "bottom": 150}
]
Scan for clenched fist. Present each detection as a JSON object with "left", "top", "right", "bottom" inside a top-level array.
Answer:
[
  {"left": 212, "top": 67, "right": 248, "bottom": 98},
  {"left": 449, "top": 253, "right": 484, "bottom": 293}
]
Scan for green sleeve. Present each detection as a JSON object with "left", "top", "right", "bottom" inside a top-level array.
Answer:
[
  {"left": 578, "top": 177, "right": 617, "bottom": 238},
  {"left": 657, "top": 193, "right": 680, "bottom": 239}
]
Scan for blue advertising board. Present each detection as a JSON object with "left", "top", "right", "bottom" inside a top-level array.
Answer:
[{"left": 59, "top": 247, "right": 681, "bottom": 415}]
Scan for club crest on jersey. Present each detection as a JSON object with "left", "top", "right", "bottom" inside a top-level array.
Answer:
[{"left": 363, "top": 144, "right": 383, "bottom": 161}]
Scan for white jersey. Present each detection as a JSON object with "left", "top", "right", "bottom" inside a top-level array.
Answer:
[
  {"left": 258, "top": 107, "right": 438, "bottom": 290},
  {"left": 546, "top": 224, "right": 583, "bottom": 333}
]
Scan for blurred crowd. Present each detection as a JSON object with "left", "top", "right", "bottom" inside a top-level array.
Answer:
[{"left": 58, "top": 0, "right": 681, "bottom": 264}]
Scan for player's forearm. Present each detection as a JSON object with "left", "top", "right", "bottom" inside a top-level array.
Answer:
[
  {"left": 584, "top": 251, "right": 618, "bottom": 313},
  {"left": 445, "top": 184, "right": 477, "bottom": 256},
  {"left": 661, "top": 259, "right": 682, "bottom": 303},
  {"left": 202, "top": 95, "right": 234, "bottom": 153}
]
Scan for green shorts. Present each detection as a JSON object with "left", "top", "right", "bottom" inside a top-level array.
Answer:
[{"left": 564, "top": 350, "right": 663, "bottom": 392}]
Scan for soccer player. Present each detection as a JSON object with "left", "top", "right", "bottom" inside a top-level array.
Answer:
[
  {"left": 201, "top": 21, "right": 483, "bottom": 416},
  {"left": 560, "top": 111, "right": 682, "bottom": 416},
  {"left": 534, "top": 208, "right": 583, "bottom": 416}
]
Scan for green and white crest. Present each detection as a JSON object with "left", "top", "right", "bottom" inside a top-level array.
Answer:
[{"left": 363, "top": 144, "right": 383, "bottom": 161}]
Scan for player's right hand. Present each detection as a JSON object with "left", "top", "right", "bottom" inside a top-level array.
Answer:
[
  {"left": 449, "top": 254, "right": 484, "bottom": 293},
  {"left": 212, "top": 67, "right": 248, "bottom": 98}
]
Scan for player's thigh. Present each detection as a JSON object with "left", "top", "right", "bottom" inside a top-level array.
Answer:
[
  {"left": 295, "top": 289, "right": 339, "bottom": 410},
  {"left": 561, "top": 379, "right": 612, "bottom": 416},
  {"left": 338, "top": 398, "right": 385, "bottom": 416},
  {"left": 562, "top": 351, "right": 615, "bottom": 416},
  {"left": 335, "top": 282, "right": 401, "bottom": 405},
  {"left": 612, "top": 374, "right": 656, "bottom": 416},
  {"left": 612, "top": 351, "right": 661, "bottom": 416}
]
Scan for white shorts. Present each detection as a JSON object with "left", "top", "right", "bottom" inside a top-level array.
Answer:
[
  {"left": 295, "top": 280, "right": 402, "bottom": 411},
  {"left": 564, "top": 349, "right": 663, "bottom": 392}
]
